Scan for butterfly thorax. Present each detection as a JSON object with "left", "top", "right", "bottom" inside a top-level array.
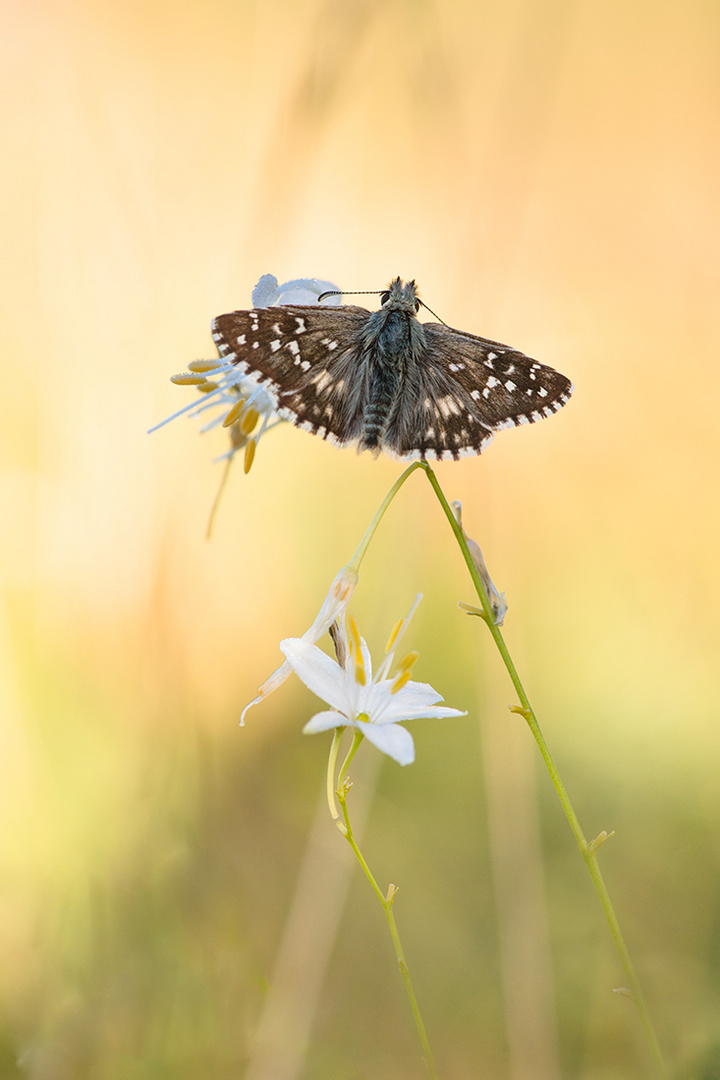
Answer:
[{"left": 357, "top": 284, "right": 427, "bottom": 452}]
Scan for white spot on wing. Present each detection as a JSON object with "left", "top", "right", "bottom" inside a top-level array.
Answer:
[
  {"left": 313, "top": 371, "right": 332, "bottom": 392},
  {"left": 438, "top": 396, "right": 461, "bottom": 418}
]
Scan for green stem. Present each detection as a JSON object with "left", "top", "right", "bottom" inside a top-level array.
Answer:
[
  {"left": 337, "top": 730, "right": 364, "bottom": 788},
  {"left": 420, "top": 462, "right": 668, "bottom": 1080},
  {"left": 336, "top": 777, "right": 439, "bottom": 1080},
  {"left": 326, "top": 729, "right": 343, "bottom": 818},
  {"left": 348, "top": 461, "right": 425, "bottom": 574}
]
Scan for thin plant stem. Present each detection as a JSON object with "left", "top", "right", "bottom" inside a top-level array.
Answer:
[
  {"left": 335, "top": 770, "right": 439, "bottom": 1080},
  {"left": 347, "top": 461, "right": 425, "bottom": 573},
  {"left": 337, "top": 730, "right": 364, "bottom": 787},
  {"left": 419, "top": 461, "right": 668, "bottom": 1080},
  {"left": 326, "top": 730, "right": 343, "bottom": 818}
]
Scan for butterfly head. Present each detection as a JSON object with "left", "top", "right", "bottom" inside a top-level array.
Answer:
[{"left": 380, "top": 278, "right": 421, "bottom": 313}]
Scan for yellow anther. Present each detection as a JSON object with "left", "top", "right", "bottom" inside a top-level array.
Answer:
[
  {"left": 171, "top": 373, "right": 209, "bottom": 386},
  {"left": 384, "top": 617, "right": 405, "bottom": 654},
  {"left": 222, "top": 398, "right": 246, "bottom": 427},
  {"left": 347, "top": 615, "right": 366, "bottom": 685},
  {"left": 188, "top": 359, "right": 225, "bottom": 373},
  {"left": 397, "top": 650, "right": 419, "bottom": 674},
  {"left": 243, "top": 439, "right": 256, "bottom": 474},
  {"left": 347, "top": 614, "right": 362, "bottom": 651},
  {"left": 240, "top": 407, "right": 260, "bottom": 435},
  {"left": 196, "top": 381, "right": 218, "bottom": 394},
  {"left": 391, "top": 670, "right": 412, "bottom": 694}
]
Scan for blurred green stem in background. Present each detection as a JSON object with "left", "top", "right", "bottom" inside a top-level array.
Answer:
[{"left": 340, "top": 459, "right": 669, "bottom": 1080}]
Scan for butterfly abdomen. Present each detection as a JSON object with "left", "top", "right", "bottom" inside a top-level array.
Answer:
[{"left": 361, "top": 365, "right": 400, "bottom": 449}]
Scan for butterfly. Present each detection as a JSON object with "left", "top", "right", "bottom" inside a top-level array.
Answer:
[{"left": 210, "top": 277, "right": 572, "bottom": 461}]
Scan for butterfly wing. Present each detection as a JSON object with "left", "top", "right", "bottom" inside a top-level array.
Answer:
[
  {"left": 211, "top": 304, "right": 572, "bottom": 459},
  {"left": 211, "top": 305, "right": 372, "bottom": 444},
  {"left": 382, "top": 323, "right": 573, "bottom": 460}
]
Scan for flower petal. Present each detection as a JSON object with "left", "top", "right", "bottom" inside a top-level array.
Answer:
[
  {"left": 240, "top": 660, "right": 292, "bottom": 725},
  {"left": 365, "top": 679, "right": 466, "bottom": 726},
  {"left": 375, "top": 679, "right": 444, "bottom": 709},
  {"left": 303, "top": 567, "right": 358, "bottom": 643},
  {"left": 280, "top": 638, "right": 354, "bottom": 714},
  {"left": 356, "top": 719, "right": 415, "bottom": 765},
  {"left": 240, "top": 566, "right": 357, "bottom": 723},
  {"left": 252, "top": 275, "right": 342, "bottom": 307},
  {"left": 384, "top": 705, "right": 467, "bottom": 723},
  {"left": 303, "top": 710, "right": 349, "bottom": 734},
  {"left": 251, "top": 274, "right": 281, "bottom": 307},
  {"left": 273, "top": 278, "right": 342, "bottom": 305}
]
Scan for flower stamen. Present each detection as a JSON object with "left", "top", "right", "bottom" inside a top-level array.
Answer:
[
  {"left": 390, "top": 670, "right": 412, "bottom": 694},
  {"left": 240, "top": 407, "right": 260, "bottom": 435},
  {"left": 170, "top": 373, "right": 209, "bottom": 386},
  {"left": 222, "top": 398, "right": 247, "bottom": 427},
  {"left": 188, "top": 359, "right": 226, "bottom": 373},
  {"left": 243, "top": 439, "right": 256, "bottom": 474},
  {"left": 391, "top": 652, "right": 419, "bottom": 695},
  {"left": 347, "top": 614, "right": 366, "bottom": 685},
  {"left": 384, "top": 617, "right": 406, "bottom": 654}
]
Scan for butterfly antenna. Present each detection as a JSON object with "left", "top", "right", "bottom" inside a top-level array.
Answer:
[
  {"left": 317, "top": 288, "right": 447, "bottom": 325},
  {"left": 417, "top": 300, "right": 447, "bottom": 326},
  {"left": 317, "top": 288, "right": 383, "bottom": 304}
]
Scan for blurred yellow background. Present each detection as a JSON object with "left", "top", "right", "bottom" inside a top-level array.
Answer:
[{"left": 3, "top": 0, "right": 720, "bottom": 1077}]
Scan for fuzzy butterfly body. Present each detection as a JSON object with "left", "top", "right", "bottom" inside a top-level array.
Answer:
[{"left": 211, "top": 278, "right": 572, "bottom": 461}]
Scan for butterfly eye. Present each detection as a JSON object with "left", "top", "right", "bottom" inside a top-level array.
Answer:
[
  {"left": 414, "top": 299, "right": 421, "bottom": 312},
  {"left": 381, "top": 291, "right": 390, "bottom": 305}
]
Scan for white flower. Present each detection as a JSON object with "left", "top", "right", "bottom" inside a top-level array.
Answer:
[
  {"left": 251, "top": 274, "right": 342, "bottom": 308},
  {"left": 278, "top": 600, "right": 466, "bottom": 766},
  {"left": 240, "top": 566, "right": 358, "bottom": 724},
  {"left": 149, "top": 274, "right": 341, "bottom": 473}
]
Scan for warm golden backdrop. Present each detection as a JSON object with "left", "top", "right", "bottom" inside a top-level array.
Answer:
[{"left": 2, "top": 1, "right": 720, "bottom": 1077}]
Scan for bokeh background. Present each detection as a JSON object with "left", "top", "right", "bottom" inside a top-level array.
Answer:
[{"left": 3, "top": 1, "right": 720, "bottom": 1077}]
